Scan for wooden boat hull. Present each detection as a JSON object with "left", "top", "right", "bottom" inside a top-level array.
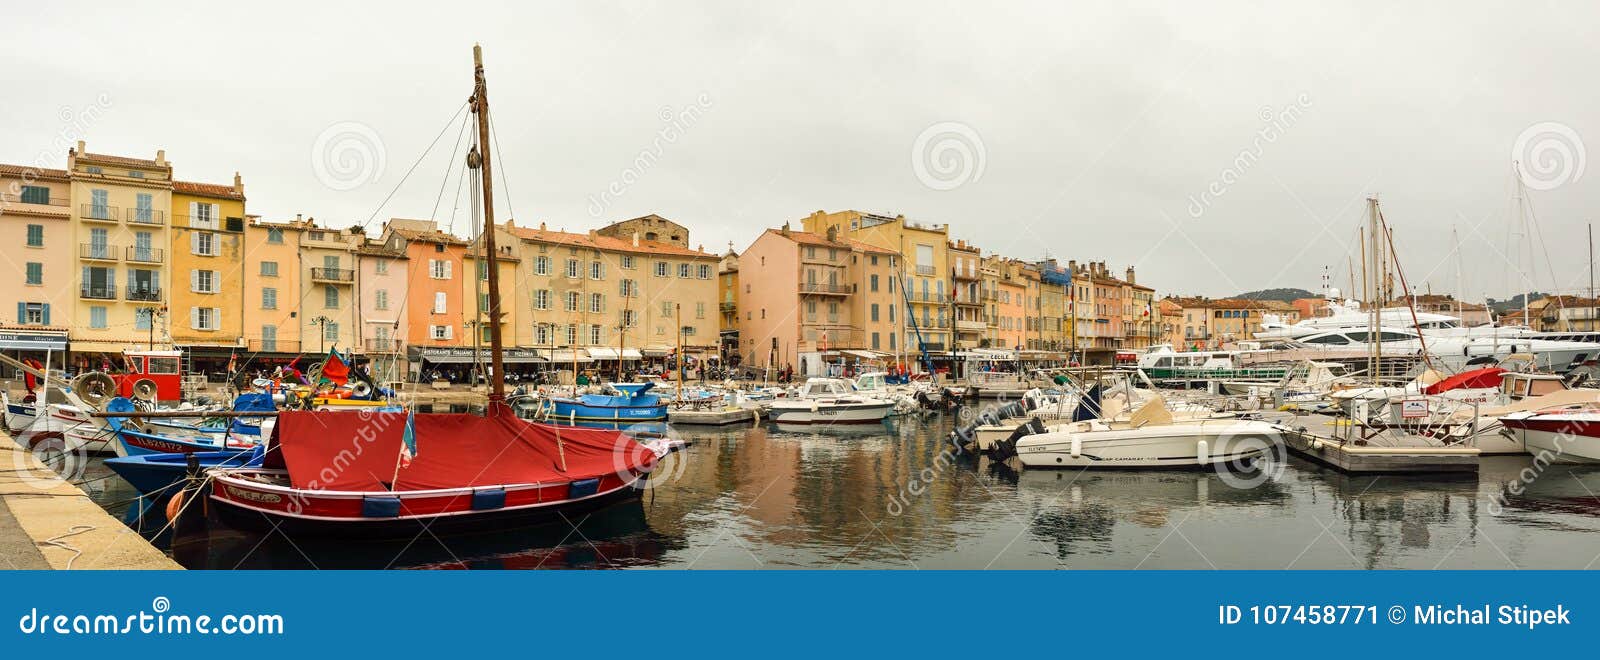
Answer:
[{"left": 207, "top": 467, "right": 651, "bottom": 537}]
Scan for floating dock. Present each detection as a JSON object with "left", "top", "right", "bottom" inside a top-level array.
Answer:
[
  {"left": 668, "top": 407, "right": 762, "bottom": 426},
  {"left": 1280, "top": 416, "right": 1479, "bottom": 474},
  {"left": 0, "top": 429, "right": 180, "bottom": 570}
]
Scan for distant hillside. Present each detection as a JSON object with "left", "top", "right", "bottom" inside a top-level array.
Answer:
[
  {"left": 1487, "top": 293, "right": 1547, "bottom": 314},
  {"left": 1234, "top": 288, "right": 1317, "bottom": 303}
]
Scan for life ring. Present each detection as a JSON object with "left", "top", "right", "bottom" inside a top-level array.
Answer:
[
  {"left": 71, "top": 372, "right": 117, "bottom": 410},
  {"left": 131, "top": 378, "right": 159, "bottom": 402}
]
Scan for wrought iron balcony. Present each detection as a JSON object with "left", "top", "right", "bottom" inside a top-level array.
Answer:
[
  {"left": 79, "top": 243, "right": 118, "bottom": 261},
  {"left": 364, "top": 338, "right": 402, "bottom": 353},
  {"left": 126, "top": 286, "right": 163, "bottom": 302},
  {"left": 125, "top": 246, "right": 164, "bottom": 263},
  {"left": 80, "top": 285, "right": 117, "bottom": 300},
  {"left": 126, "top": 208, "right": 165, "bottom": 225},
  {"left": 310, "top": 267, "right": 355, "bottom": 283},
  {"left": 80, "top": 204, "right": 120, "bottom": 222},
  {"left": 800, "top": 282, "right": 850, "bottom": 295}
]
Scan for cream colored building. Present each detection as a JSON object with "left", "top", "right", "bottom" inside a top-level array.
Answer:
[{"left": 66, "top": 142, "right": 174, "bottom": 358}]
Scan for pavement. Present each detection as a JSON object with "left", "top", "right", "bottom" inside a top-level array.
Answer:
[{"left": 0, "top": 429, "right": 180, "bottom": 570}]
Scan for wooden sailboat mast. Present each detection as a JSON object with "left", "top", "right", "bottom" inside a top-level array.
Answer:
[{"left": 471, "top": 44, "right": 506, "bottom": 404}]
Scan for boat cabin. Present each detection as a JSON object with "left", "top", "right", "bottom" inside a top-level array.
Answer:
[
  {"left": 853, "top": 372, "right": 889, "bottom": 392},
  {"left": 797, "top": 378, "right": 856, "bottom": 398},
  {"left": 115, "top": 349, "right": 183, "bottom": 401},
  {"left": 1501, "top": 372, "right": 1568, "bottom": 400}
]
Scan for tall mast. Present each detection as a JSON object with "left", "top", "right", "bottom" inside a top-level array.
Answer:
[
  {"left": 1514, "top": 161, "right": 1530, "bottom": 324},
  {"left": 471, "top": 44, "right": 506, "bottom": 404},
  {"left": 1590, "top": 223, "right": 1595, "bottom": 332}
]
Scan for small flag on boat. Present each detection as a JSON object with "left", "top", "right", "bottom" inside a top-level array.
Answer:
[
  {"left": 227, "top": 351, "right": 238, "bottom": 375},
  {"left": 399, "top": 409, "right": 418, "bottom": 468},
  {"left": 320, "top": 347, "right": 350, "bottom": 386}
]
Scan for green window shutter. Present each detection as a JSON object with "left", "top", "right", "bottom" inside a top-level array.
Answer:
[
  {"left": 15, "top": 302, "right": 23, "bottom": 324},
  {"left": 42, "top": 304, "right": 50, "bottom": 326}
]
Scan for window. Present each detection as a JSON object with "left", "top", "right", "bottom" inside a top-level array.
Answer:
[
  {"left": 622, "top": 309, "right": 637, "bottom": 327},
  {"left": 86, "top": 166, "right": 102, "bottom": 175},
  {"left": 433, "top": 292, "right": 448, "bottom": 314},
  {"left": 191, "top": 307, "right": 219, "bottom": 331},
  {"left": 191, "top": 232, "right": 217, "bottom": 256},
  {"left": 590, "top": 261, "right": 605, "bottom": 280},
  {"left": 589, "top": 324, "right": 602, "bottom": 344},
  {"left": 190, "top": 202, "right": 219, "bottom": 230},
  {"left": 323, "top": 255, "right": 341, "bottom": 271},
  {"left": 375, "top": 289, "right": 389, "bottom": 310},
  {"left": 620, "top": 279, "right": 637, "bottom": 297},
  {"left": 375, "top": 259, "right": 388, "bottom": 275},
  {"left": 323, "top": 322, "right": 339, "bottom": 342},
  {"left": 564, "top": 291, "right": 580, "bottom": 312},
  {"left": 534, "top": 289, "right": 551, "bottom": 310},
  {"left": 431, "top": 324, "right": 453, "bottom": 340},
  {"left": 872, "top": 332, "right": 880, "bottom": 349},
  {"left": 260, "top": 261, "right": 278, "bottom": 277},
  {"left": 89, "top": 306, "right": 107, "bottom": 329},
  {"left": 621, "top": 255, "right": 635, "bottom": 269},
  {"left": 590, "top": 293, "right": 604, "bottom": 313},
  {"left": 261, "top": 325, "right": 277, "bottom": 351},
  {"left": 25, "top": 263, "right": 42, "bottom": 285},
  {"left": 678, "top": 263, "right": 690, "bottom": 278},
  {"left": 565, "top": 324, "right": 578, "bottom": 345},
  {"left": 534, "top": 324, "right": 550, "bottom": 345},
  {"left": 535, "top": 256, "right": 550, "bottom": 276},
  {"left": 25, "top": 224, "right": 43, "bottom": 247},
  {"left": 267, "top": 228, "right": 284, "bottom": 244},
  {"left": 696, "top": 302, "right": 705, "bottom": 319},
  {"left": 654, "top": 261, "right": 668, "bottom": 277},
  {"left": 871, "top": 303, "right": 880, "bottom": 322},
  {"left": 134, "top": 308, "right": 151, "bottom": 331},
  {"left": 429, "top": 259, "right": 452, "bottom": 279},
  {"left": 565, "top": 259, "right": 580, "bottom": 278},
  {"left": 19, "top": 186, "right": 48, "bottom": 204},
  {"left": 89, "top": 189, "right": 108, "bottom": 219},
  {"left": 870, "top": 274, "right": 879, "bottom": 292},
  {"left": 434, "top": 243, "right": 444, "bottom": 253},
  {"left": 191, "top": 270, "right": 217, "bottom": 293},
  {"left": 697, "top": 264, "right": 711, "bottom": 279},
  {"left": 262, "top": 287, "right": 277, "bottom": 309},
  {"left": 19, "top": 302, "right": 46, "bottom": 325},
  {"left": 324, "top": 285, "right": 339, "bottom": 308},
  {"left": 307, "top": 230, "right": 326, "bottom": 242},
  {"left": 129, "top": 170, "right": 143, "bottom": 179},
  {"left": 662, "top": 301, "right": 674, "bottom": 317},
  {"left": 134, "top": 193, "right": 152, "bottom": 222}
]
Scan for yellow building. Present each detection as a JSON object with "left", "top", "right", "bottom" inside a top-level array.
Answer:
[
  {"left": 243, "top": 217, "right": 305, "bottom": 356},
  {"left": 948, "top": 240, "right": 984, "bottom": 350},
  {"left": 298, "top": 222, "right": 362, "bottom": 354},
  {"left": 170, "top": 176, "right": 247, "bottom": 368},
  {"left": 802, "top": 210, "right": 952, "bottom": 352},
  {"left": 66, "top": 142, "right": 174, "bottom": 360},
  {"left": 717, "top": 247, "right": 739, "bottom": 354},
  {"left": 461, "top": 225, "right": 521, "bottom": 348}
]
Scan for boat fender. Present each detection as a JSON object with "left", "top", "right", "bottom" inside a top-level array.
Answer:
[
  {"left": 1197, "top": 439, "right": 1209, "bottom": 464},
  {"left": 165, "top": 489, "right": 185, "bottom": 521},
  {"left": 809, "top": 400, "right": 819, "bottom": 413},
  {"left": 1070, "top": 435, "right": 1082, "bottom": 458}
]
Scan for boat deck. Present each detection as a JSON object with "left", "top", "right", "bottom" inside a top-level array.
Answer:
[
  {"left": 667, "top": 407, "right": 762, "bottom": 426},
  {"left": 1272, "top": 413, "right": 1479, "bottom": 474}
]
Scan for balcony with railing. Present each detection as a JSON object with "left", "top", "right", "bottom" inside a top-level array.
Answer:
[
  {"left": 914, "top": 264, "right": 936, "bottom": 276},
  {"left": 126, "top": 286, "right": 163, "bottom": 302},
  {"left": 80, "top": 284, "right": 117, "bottom": 300},
  {"left": 126, "top": 208, "right": 165, "bottom": 226},
  {"left": 1, "top": 191, "right": 67, "bottom": 210},
  {"left": 80, "top": 204, "right": 120, "bottom": 222},
  {"left": 798, "top": 324, "right": 865, "bottom": 351},
  {"left": 249, "top": 339, "right": 301, "bottom": 353},
  {"left": 800, "top": 282, "right": 850, "bottom": 295},
  {"left": 719, "top": 301, "right": 737, "bottom": 313},
  {"left": 79, "top": 243, "right": 118, "bottom": 261},
  {"left": 125, "top": 246, "right": 164, "bottom": 263},
  {"left": 956, "top": 319, "right": 987, "bottom": 332},
  {"left": 310, "top": 267, "right": 355, "bottom": 283},
  {"left": 951, "top": 266, "right": 981, "bottom": 281},
  {"left": 364, "top": 338, "right": 403, "bottom": 353}
]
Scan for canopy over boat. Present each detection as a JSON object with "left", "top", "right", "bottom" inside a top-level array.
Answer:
[
  {"left": 268, "top": 409, "right": 651, "bottom": 492},
  {"left": 1422, "top": 367, "right": 1506, "bottom": 395}
]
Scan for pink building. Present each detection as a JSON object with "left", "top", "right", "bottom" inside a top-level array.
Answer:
[
  {"left": 356, "top": 238, "right": 408, "bottom": 379},
  {"left": 0, "top": 163, "right": 74, "bottom": 361}
]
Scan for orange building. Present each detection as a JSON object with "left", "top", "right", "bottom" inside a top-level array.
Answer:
[{"left": 378, "top": 219, "right": 470, "bottom": 349}]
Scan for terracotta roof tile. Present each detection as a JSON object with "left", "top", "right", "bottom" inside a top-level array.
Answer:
[
  {"left": 173, "top": 180, "right": 244, "bottom": 200},
  {"left": 77, "top": 151, "right": 167, "bottom": 169},
  {"left": 0, "top": 163, "right": 69, "bottom": 181},
  {"left": 512, "top": 226, "right": 715, "bottom": 258}
]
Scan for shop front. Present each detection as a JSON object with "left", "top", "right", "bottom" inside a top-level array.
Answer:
[
  {"left": 409, "top": 346, "right": 548, "bottom": 384},
  {"left": 0, "top": 328, "right": 68, "bottom": 382}
]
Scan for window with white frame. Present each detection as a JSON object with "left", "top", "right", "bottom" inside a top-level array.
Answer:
[
  {"left": 191, "top": 232, "right": 217, "bottom": 256},
  {"left": 375, "top": 289, "right": 389, "bottom": 310},
  {"left": 191, "top": 270, "right": 217, "bottom": 293},
  {"left": 190, "top": 307, "right": 219, "bottom": 331},
  {"left": 620, "top": 279, "right": 637, "bottom": 297},
  {"left": 677, "top": 263, "right": 690, "bottom": 278},
  {"left": 565, "top": 259, "right": 580, "bottom": 278},
  {"left": 622, "top": 309, "right": 637, "bottom": 327},
  {"left": 534, "top": 324, "right": 549, "bottom": 345},
  {"left": 262, "top": 287, "right": 277, "bottom": 309},
  {"left": 565, "top": 324, "right": 577, "bottom": 345},
  {"left": 534, "top": 289, "right": 551, "bottom": 310},
  {"left": 590, "top": 293, "right": 604, "bottom": 313},
  {"left": 375, "top": 259, "right": 388, "bottom": 275},
  {"left": 590, "top": 261, "right": 605, "bottom": 280},
  {"left": 621, "top": 255, "right": 635, "bottom": 269},
  {"left": 654, "top": 261, "right": 668, "bottom": 277},
  {"left": 698, "top": 264, "right": 711, "bottom": 279},
  {"left": 430, "top": 324, "right": 453, "bottom": 340},
  {"left": 433, "top": 292, "right": 447, "bottom": 313},
  {"left": 564, "top": 291, "right": 579, "bottom": 312},
  {"left": 588, "top": 324, "right": 602, "bottom": 344},
  {"left": 429, "top": 259, "right": 451, "bottom": 279},
  {"left": 535, "top": 256, "right": 550, "bottom": 276}
]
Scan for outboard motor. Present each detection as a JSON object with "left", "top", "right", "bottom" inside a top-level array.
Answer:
[{"left": 992, "top": 417, "right": 1047, "bottom": 459}]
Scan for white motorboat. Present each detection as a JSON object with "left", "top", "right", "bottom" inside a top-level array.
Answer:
[
  {"left": 1499, "top": 405, "right": 1600, "bottom": 463},
  {"left": 1013, "top": 396, "right": 1286, "bottom": 469},
  {"left": 767, "top": 378, "right": 894, "bottom": 425},
  {"left": 1290, "top": 327, "right": 1600, "bottom": 374}
]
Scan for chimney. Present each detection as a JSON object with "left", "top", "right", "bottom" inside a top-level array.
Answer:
[
  {"left": 1067, "top": 259, "right": 1077, "bottom": 276},
  {"left": 233, "top": 171, "right": 243, "bottom": 194},
  {"left": 588, "top": 229, "right": 597, "bottom": 239},
  {"left": 1125, "top": 266, "right": 1136, "bottom": 284},
  {"left": 539, "top": 221, "right": 546, "bottom": 231},
  {"left": 76, "top": 140, "right": 86, "bottom": 154},
  {"left": 295, "top": 213, "right": 303, "bottom": 223},
  {"left": 826, "top": 225, "right": 838, "bottom": 242},
  {"left": 780, "top": 221, "right": 790, "bottom": 236},
  {"left": 156, "top": 149, "right": 167, "bottom": 165}
]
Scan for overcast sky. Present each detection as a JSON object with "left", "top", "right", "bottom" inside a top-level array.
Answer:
[{"left": 5, "top": 1, "right": 1595, "bottom": 300}]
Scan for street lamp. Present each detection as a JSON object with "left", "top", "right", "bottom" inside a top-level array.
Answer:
[{"left": 310, "top": 315, "right": 330, "bottom": 354}]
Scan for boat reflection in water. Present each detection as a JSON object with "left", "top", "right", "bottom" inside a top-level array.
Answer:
[{"left": 178, "top": 499, "right": 674, "bottom": 570}]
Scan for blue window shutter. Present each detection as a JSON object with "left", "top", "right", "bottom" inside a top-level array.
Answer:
[
  {"left": 16, "top": 302, "right": 23, "bottom": 324},
  {"left": 41, "top": 304, "right": 49, "bottom": 326}
]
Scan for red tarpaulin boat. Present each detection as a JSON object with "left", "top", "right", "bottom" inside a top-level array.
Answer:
[
  {"left": 1421, "top": 367, "right": 1506, "bottom": 395},
  {"left": 207, "top": 405, "right": 658, "bottom": 536}
]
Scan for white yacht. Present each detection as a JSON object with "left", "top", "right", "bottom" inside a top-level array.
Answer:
[
  {"left": 1013, "top": 396, "right": 1288, "bottom": 469},
  {"left": 1289, "top": 326, "right": 1599, "bottom": 373},
  {"left": 767, "top": 378, "right": 895, "bottom": 425}
]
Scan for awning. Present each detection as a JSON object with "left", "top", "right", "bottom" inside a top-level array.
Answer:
[
  {"left": 411, "top": 346, "right": 548, "bottom": 364},
  {"left": 844, "top": 349, "right": 886, "bottom": 360},
  {"left": 585, "top": 348, "right": 643, "bottom": 360},
  {"left": 547, "top": 350, "right": 595, "bottom": 364},
  {"left": 641, "top": 347, "right": 672, "bottom": 357},
  {"left": 0, "top": 330, "right": 68, "bottom": 351}
]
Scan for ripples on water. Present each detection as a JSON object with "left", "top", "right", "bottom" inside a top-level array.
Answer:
[{"left": 87, "top": 413, "right": 1600, "bottom": 569}]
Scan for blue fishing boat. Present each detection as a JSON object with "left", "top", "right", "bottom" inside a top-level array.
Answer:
[
  {"left": 105, "top": 447, "right": 264, "bottom": 497},
  {"left": 547, "top": 383, "right": 667, "bottom": 423},
  {"left": 103, "top": 397, "right": 261, "bottom": 457}
]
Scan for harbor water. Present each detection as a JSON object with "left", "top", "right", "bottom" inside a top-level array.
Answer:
[{"left": 80, "top": 412, "right": 1600, "bottom": 570}]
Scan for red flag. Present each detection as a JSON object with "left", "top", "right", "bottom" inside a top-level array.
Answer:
[{"left": 320, "top": 348, "right": 350, "bottom": 386}]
